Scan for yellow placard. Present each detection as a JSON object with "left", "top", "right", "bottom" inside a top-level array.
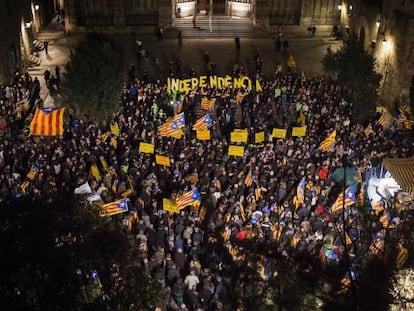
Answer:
[
  {"left": 170, "top": 129, "right": 183, "bottom": 139},
  {"left": 228, "top": 145, "right": 245, "bottom": 157},
  {"left": 90, "top": 164, "right": 101, "bottom": 181},
  {"left": 99, "top": 156, "right": 109, "bottom": 172},
  {"left": 272, "top": 128, "right": 287, "bottom": 139},
  {"left": 196, "top": 130, "right": 211, "bottom": 140},
  {"left": 255, "top": 131, "right": 265, "bottom": 143},
  {"left": 292, "top": 126, "right": 307, "bottom": 137},
  {"left": 139, "top": 142, "right": 155, "bottom": 154},
  {"left": 110, "top": 122, "right": 120, "bottom": 137},
  {"left": 230, "top": 129, "right": 248, "bottom": 143},
  {"left": 163, "top": 198, "right": 179, "bottom": 214},
  {"left": 155, "top": 155, "right": 171, "bottom": 167}
]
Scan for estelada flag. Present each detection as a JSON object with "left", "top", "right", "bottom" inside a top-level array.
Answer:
[{"left": 30, "top": 107, "right": 65, "bottom": 136}]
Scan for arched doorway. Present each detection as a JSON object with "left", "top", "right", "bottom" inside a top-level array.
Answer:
[
  {"left": 213, "top": 0, "right": 225, "bottom": 15},
  {"left": 174, "top": 0, "right": 252, "bottom": 17}
]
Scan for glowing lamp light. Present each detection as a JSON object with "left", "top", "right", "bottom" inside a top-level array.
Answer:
[
  {"left": 376, "top": 20, "right": 380, "bottom": 27},
  {"left": 382, "top": 39, "right": 391, "bottom": 50},
  {"left": 338, "top": 4, "right": 342, "bottom": 10},
  {"left": 35, "top": 4, "right": 40, "bottom": 10},
  {"left": 25, "top": 21, "right": 32, "bottom": 28},
  {"left": 349, "top": 5, "right": 353, "bottom": 10}
]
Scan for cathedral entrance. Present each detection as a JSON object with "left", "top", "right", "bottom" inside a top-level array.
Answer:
[
  {"left": 213, "top": 0, "right": 225, "bottom": 15},
  {"left": 174, "top": 0, "right": 252, "bottom": 18}
]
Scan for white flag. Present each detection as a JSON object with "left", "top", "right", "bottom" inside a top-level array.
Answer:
[
  {"left": 74, "top": 182, "right": 92, "bottom": 194},
  {"left": 87, "top": 193, "right": 103, "bottom": 203}
]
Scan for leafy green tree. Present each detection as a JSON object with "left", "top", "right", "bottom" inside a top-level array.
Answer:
[
  {"left": 62, "top": 34, "right": 123, "bottom": 121},
  {"left": 322, "top": 39, "right": 382, "bottom": 121},
  {"left": 0, "top": 196, "right": 162, "bottom": 310}
]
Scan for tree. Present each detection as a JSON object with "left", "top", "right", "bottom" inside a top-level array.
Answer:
[
  {"left": 0, "top": 196, "right": 162, "bottom": 310},
  {"left": 322, "top": 39, "right": 382, "bottom": 121},
  {"left": 62, "top": 34, "right": 123, "bottom": 121}
]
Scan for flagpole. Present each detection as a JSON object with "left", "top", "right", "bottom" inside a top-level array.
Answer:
[{"left": 342, "top": 151, "right": 357, "bottom": 310}]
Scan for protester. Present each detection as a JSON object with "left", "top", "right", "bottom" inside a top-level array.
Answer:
[{"left": 1, "top": 54, "right": 413, "bottom": 310}]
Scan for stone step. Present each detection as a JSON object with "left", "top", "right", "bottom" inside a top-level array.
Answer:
[
  {"left": 36, "top": 31, "right": 66, "bottom": 41},
  {"left": 169, "top": 16, "right": 269, "bottom": 38},
  {"left": 27, "top": 54, "right": 41, "bottom": 67}
]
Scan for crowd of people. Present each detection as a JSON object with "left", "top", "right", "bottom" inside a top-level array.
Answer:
[{"left": 1, "top": 57, "right": 413, "bottom": 310}]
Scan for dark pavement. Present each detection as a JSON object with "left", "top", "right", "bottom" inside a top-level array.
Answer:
[{"left": 28, "top": 17, "right": 343, "bottom": 106}]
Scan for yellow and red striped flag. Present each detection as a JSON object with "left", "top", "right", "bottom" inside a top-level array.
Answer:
[
  {"left": 27, "top": 165, "right": 39, "bottom": 180},
  {"left": 166, "top": 112, "right": 185, "bottom": 128},
  {"left": 331, "top": 186, "right": 356, "bottom": 213},
  {"left": 100, "top": 198, "right": 129, "bottom": 217},
  {"left": 319, "top": 130, "right": 336, "bottom": 152},
  {"left": 158, "top": 119, "right": 179, "bottom": 137},
  {"left": 192, "top": 113, "right": 212, "bottom": 131},
  {"left": 201, "top": 98, "right": 216, "bottom": 110},
  {"left": 395, "top": 242, "right": 408, "bottom": 269},
  {"left": 364, "top": 123, "right": 374, "bottom": 136},
  {"left": 176, "top": 187, "right": 201, "bottom": 210},
  {"left": 244, "top": 170, "right": 253, "bottom": 187},
  {"left": 29, "top": 107, "right": 65, "bottom": 136},
  {"left": 377, "top": 110, "right": 386, "bottom": 127}
]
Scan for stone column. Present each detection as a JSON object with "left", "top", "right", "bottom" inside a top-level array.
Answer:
[
  {"left": 158, "top": 0, "right": 172, "bottom": 28},
  {"left": 64, "top": 0, "right": 77, "bottom": 33},
  {"left": 113, "top": 0, "right": 126, "bottom": 27}
]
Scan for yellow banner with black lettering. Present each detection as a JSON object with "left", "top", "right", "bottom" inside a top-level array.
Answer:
[
  {"left": 272, "top": 128, "right": 287, "bottom": 139},
  {"left": 155, "top": 155, "right": 171, "bottom": 167},
  {"left": 163, "top": 198, "right": 180, "bottom": 214},
  {"left": 255, "top": 131, "right": 265, "bottom": 144},
  {"left": 292, "top": 126, "right": 307, "bottom": 137},
  {"left": 230, "top": 129, "right": 248, "bottom": 143},
  {"left": 196, "top": 130, "right": 211, "bottom": 140},
  {"left": 139, "top": 142, "right": 155, "bottom": 154},
  {"left": 228, "top": 145, "right": 245, "bottom": 157}
]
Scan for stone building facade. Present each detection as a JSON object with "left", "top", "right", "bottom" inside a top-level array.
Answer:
[
  {"left": 62, "top": 0, "right": 342, "bottom": 33},
  {"left": 0, "top": 0, "right": 413, "bottom": 107}
]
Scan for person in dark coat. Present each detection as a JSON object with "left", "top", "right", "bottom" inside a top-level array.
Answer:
[{"left": 174, "top": 248, "right": 187, "bottom": 272}]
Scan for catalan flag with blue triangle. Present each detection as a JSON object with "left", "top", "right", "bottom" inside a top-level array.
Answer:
[
  {"left": 27, "top": 165, "right": 39, "bottom": 180},
  {"left": 158, "top": 119, "right": 179, "bottom": 137},
  {"left": 167, "top": 112, "right": 185, "bottom": 128},
  {"left": 331, "top": 185, "right": 356, "bottom": 213},
  {"left": 192, "top": 113, "right": 212, "bottom": 131},
  {"left": 100, "top": 198, "right": 129, "bottom": 217},
  {"left": 176, "top": 187, "right": 201, "bottom": 210}
]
